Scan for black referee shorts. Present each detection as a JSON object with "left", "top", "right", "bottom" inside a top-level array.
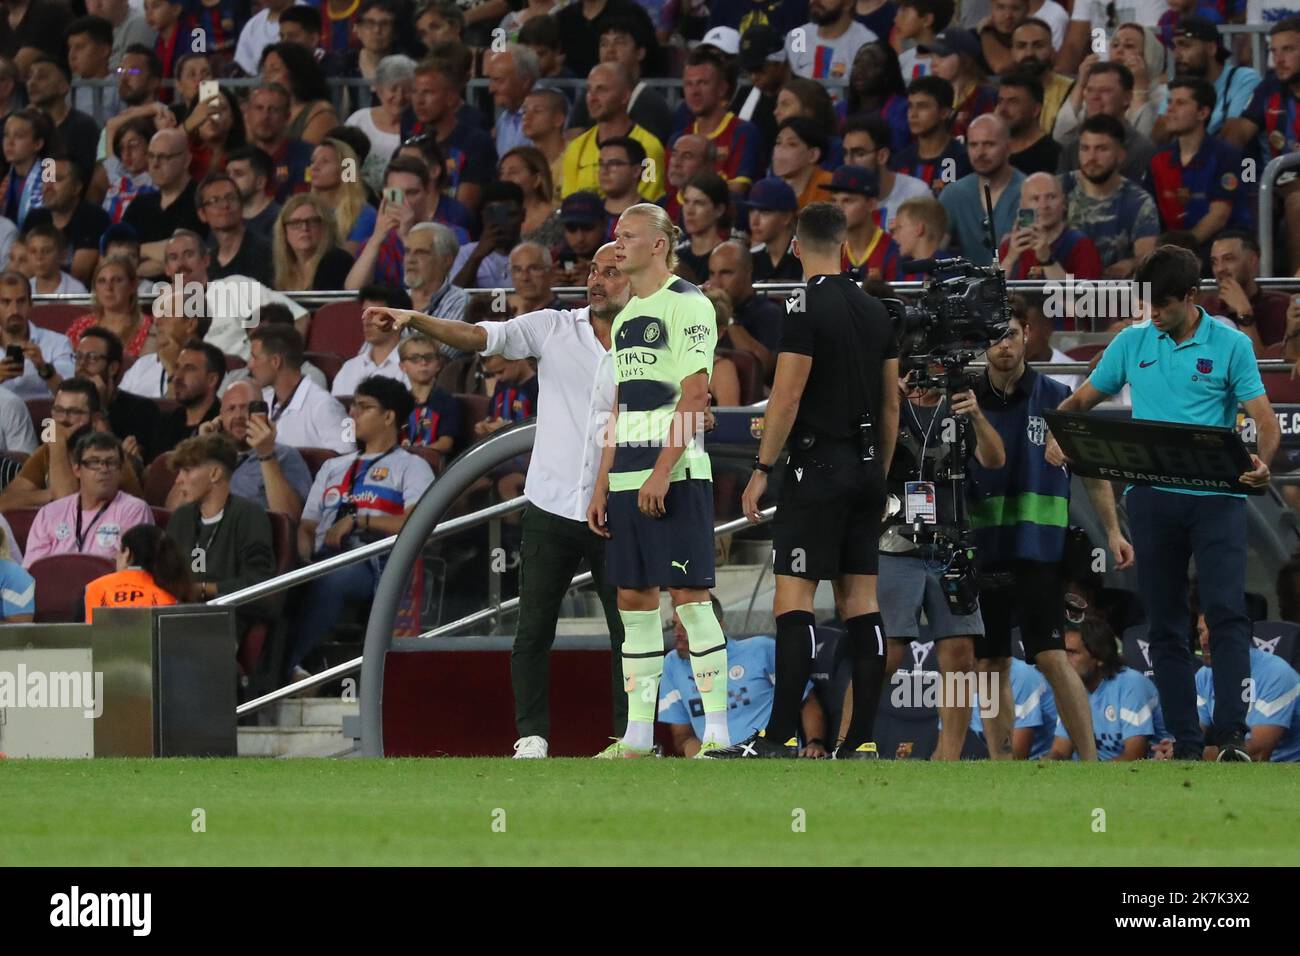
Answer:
[
  {"left": 772, "top": 448, "right": 886, "bottom": 580},
  {"left": 605, "top": 478, "right": 716, "bottom": 590},
  {"left": 975, "top": 559, "right": 1066, "bottom": 661}
]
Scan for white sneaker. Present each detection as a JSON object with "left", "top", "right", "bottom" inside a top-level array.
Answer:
[{"left": 512, "top": 735, "right": 548, "bottom": 758}]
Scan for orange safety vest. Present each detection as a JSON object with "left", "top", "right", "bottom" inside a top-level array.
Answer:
[{"left": 85, "top": 569, "right": 178, "bottom": 623}]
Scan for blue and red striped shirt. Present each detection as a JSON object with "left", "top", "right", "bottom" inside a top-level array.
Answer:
[
  {"left": 890, "top": 138, "right": 972, "bottom": 197},
  {"left": 1145, "top": 136, "right": 1252, "bottom": 233},
  {"left": 189, "top": 0, "right": 244, "bottom": 60},
  {"left": 841, "top": 228, "right": 901, "bottom": 282},
  {"left": 670, "top": 112, "right": 764, "bottom": 190},
  {"left": 996, "top": 228, "right": 1103, "bottom": 280},
  {"left": 1243, "top": 74, "right": 1300, "bottom": 161}
]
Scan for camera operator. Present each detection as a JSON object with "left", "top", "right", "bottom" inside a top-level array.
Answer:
[
  {"left": 708, "top": 202, "right": 900, "bottom": 760},
  {"left": 879, "top": 351, "right": 1006, "bottom": 760},
  {"left": 969, "top": 296, "right": 1135, "bottom": 761}
]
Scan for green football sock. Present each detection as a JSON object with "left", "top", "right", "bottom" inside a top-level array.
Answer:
[
  {"left": 620, "top": 609, "right": 664, "bottom": 733},
  {"left": 678, "top": 601, "right": 729, "bottom": 717}
]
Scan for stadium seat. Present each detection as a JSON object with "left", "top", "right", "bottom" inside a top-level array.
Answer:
[
  {"left": 455, "top": 394, "right": 490, "bottom": 451},
  {"left": 29, "top": 553, "right": 114, "bottom": 622},
  {"left": 1262, "top": 371, "right": 1300, "bottom": 404},
  {"left": 4, "top": 507, "right": 37, "bottom": 551},
  {"left": 141, "top": 455, "right": 176, "bottom": 507},
  {"left": 1066, "top": 343, "right": 1107, "bottom": 362},
  {"left": 1264, "top": 341, "right": 1286, "bottom": 360},
  {"left": 150, "top": 507, "right": 170, "bottom": 531},
  {"left": 30, "top": 303, "right": 87, "bottom": 336},
  {"left": 716, "top": 347, "right": 762, "bottom": 405},
  {"left": 1252, "top": 621, "right": 1300, "bottom": 665},
  {"left": 25, "top": 397, "right": 51, "bottom": 434},
  {"left": 305, "top": 351, "right": 344, "bottom": 390},
  {"left": 266, "top": 511, "right": 296, "bottom": 575},
  {"left": 408, "top": 444, "right": 443, "bottom": 475},
  {"left": 1245, "top": 591, "right": 1268, "bottom": 623},
  {"left": 438, "top": 355, "right": 479, "bottom": 394},
  {"left": 224, "top": 354, "right": 246, "bottom": 372},
  {"left": 306, "top": 300, "right": 365, "bottom": 357},
  {"left": 1121, "top": 624, "right": 1154, "bottom": 677},
  {"left": 298, "top": 447, "right": 338, "bottom": 479}
]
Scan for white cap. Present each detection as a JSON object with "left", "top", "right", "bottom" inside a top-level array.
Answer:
[{"left": 700, "top": 26, "right": 741, "bottom": 56}]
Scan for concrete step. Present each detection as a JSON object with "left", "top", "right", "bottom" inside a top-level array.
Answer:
[
  {"left": 269, "top": 698, "right": 359, "bottom": 728},
  {"left": 237, "top": 725, "right": 353, "bottom": 758}
]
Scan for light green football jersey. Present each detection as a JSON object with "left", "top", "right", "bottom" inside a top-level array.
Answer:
[{"left": 608, "top": 275, "right": 716, "bottom": 493}]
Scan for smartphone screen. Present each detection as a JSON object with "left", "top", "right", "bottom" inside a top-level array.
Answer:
[
  {"left": 200, "top": 80, "right": 219, "bottom": 103},
  {"left": 5, "top": 345, "right": 22, "bottom": 365},
  {"left": 384, "top": 187, "right": 404, "bottom": 205},
  {"left": 248, "top": 400, "right": 269, "bottom": 417},
  {"left": 1017, "top": 208, "right": 1036, "bottom": 229}
]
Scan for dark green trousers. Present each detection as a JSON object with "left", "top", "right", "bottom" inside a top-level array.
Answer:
[{"left": 511, "top": 505, "right": 627, "bottom": 740}]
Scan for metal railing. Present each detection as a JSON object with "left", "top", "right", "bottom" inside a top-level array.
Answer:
[{"left": 1259, "top": 152, "right": 1300, "bottom": 279}]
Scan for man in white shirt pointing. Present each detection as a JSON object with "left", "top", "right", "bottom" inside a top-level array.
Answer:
[{"left": 365, "top": 244, "right": 633, "bottom": 759}]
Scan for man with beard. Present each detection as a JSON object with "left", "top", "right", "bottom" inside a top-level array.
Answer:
[
  {"left": 979, "top": 0, "right": 1029, "bottom": 77},
  {"left": 787, "top": 0, "right": 878, "bottom": 102},
  {"left": 363, "top": 243, "right": 634, "bottom": 760},
  {"left": 1006, "top": 18, "right": 1071, "bottom": 134},
  {"left": 668, "top": 47, "right": 763, "bottom": 197},
  {"left": 1055, "top": 63, "right": 1158, "bottom": 182},
  {"left": 1164, "top": 15, "right": 1259, "bottom": 137},
  {"left": 154, "top": 339, "right": 222, "bottom": 455},
  {"left": 997, "top": 73, "right": 1061, "bottom": 175},
  {"left": 938, "top": 114, "right": 1024, "bottom": 266},
  {"left": 1060, "top": 114, "right": 1160, "bottom": 279}
]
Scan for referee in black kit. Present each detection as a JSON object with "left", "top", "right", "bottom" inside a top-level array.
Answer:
[{"left": 707, "top": 202, "right": 900, "bottom": 759}]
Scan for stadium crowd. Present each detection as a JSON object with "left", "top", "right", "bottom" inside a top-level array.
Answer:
[{"left": 0, "top": 0, "right": 1297, "bottom": 758}]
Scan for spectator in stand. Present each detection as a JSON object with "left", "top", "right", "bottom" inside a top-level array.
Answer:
[
  {"left": 25, "top": 55, "right": 99, "bottom": 185},
  {"left": 402, "top": 223, "right": 468, "bottom": 352},
  {"left": 346, "top": 54, "right": 416, "bottom": 194},
  {"left": 553, "top": 192, "right": 607, "bottom": 287},
  {"left": 675, "top": 170, "right": 731, "bottom": 284},
  {"left": 101, "top": 117, "right": 158, "bottom": 227},
  {"left": 1007, "top": 18, "right": 1071, "bottom": 134},
  {"left": 306, "top": 138, "right": 375, "bottom": 257},
  {"left": 891, "top": 76, "right": 971, "bottom": 198},
  {"left": 1225, "top": 18, "right": 1300, "bottom": 166},
  {"left": 925, "top": 28, "right": 997, "bottom": 141},
  {"left": 895, "top": 0, "right": 954, "bottom": 83},
  {"left": 166, "top": 431, "right": 275, "bottom": 606},
  {"left": 735, "top": 25, "right": 790, "bottom": 152},
  {"left": 843, "top": 113, "right": 930, "bottom": 229},
  {"left": 182, "top": 86, "right": 247, "bottom": 185},
  {"left": 66, "top": 15, "right": 120, "bottom": 123},
  {"left": 450, "top": 181, "right": 524, "bottom": 289},
  {"left": 260, "top": 42, "right": 339, "bottom": 148},
  {"left": 89, "top": 0, "right": 156, "bottom": 72},
  {"left": 332, "top": 285, "right": 412, "bottom": 398},
  {"left": 562, "top": 62, "right": 666, "bottom": 203},
  {"left": 940, "top": 114, "right": 1024, "bottom": 266},
  {"left": 0, "top": 270, "right": 73, "bottom": 399},
  {"left": 66, "top": 257, "right": 151, "bottom": 358},
  {"left": 1055, "top": 62, "right": 1158, "bottom": 182},
  {"left": 0, "top": 378, "right": 143, "bottom": 511},
  {"left": 1165, "top": 16, "right": 1259, "bottom": 137},
  {"left": 743, "top": 177, "right": 801, "bottom": 283},
  {"left": 998, "top": 73, "right": 1062, "bottom": 175},
  {"left": 168, "top": 52, "right": 213, "bottom": 127},
  {"left": 25, "top": 223, "right": 88, "bottom": 295},
  {"left": 241, "top": 83, "right": 314, "bottom": 206},
  {"left": 70, "top": 325, "right": 161, "bottom": 464},
  {"left": 774, "top": 78, "right": 842, "bottom": 170},
  {"left": 554, "top": 0, "right": 658, "bottom": 81},
  {"left": 1018, "top": 293, "right": 1082, "bottom": 390},
  {"left": 25, "top": 158, "right": 109, "bottom": 287},
  {"left": 224, "top": 145, "right": 281, "bottom": 245},
  {"left": 84, "top": 523, "right": 189, "bottom": 619},
  {"left": 499, "top": 146, "right": 564, "bottom": 251},
  {"left": 479, "top": 352, "right": 539, "bottom": 438},
  {"left": 404, "top": 58, "right": 497, "bottom": 216},
  {"left": 772, "top": 116, "right": 831, "bottom": 212},
  {"left": 518, "top": 13, "right": 574, "bottom": 87},
  {"left": 521, "top": 88, "right": 568, "bottom": 201},
  {"left": 787, "top": 0, "right": 878, "bottom": 98},
  {"left": 123, "top": 127, "right": 208, "bottom": 279},
  {"left": 346, "top": 155, "right": 440, "bottom": 290},
  {"left": 23, "top": 431, "right": 153, "bottom": 566},
  {"left": 1201, "top": 230, "right": 1289, "bottom": 356},
  {"left": 144, "top": 0, "right": 194, "bottom": 97},
  {"left": 844, "top": 41, "right": 911, "bottom": 148},
  {"left": 400, "top": 332, "right": 460, "bottom": 454},
  {"left": 119, "top": 283, "right": 210, "bottom": 400},
  {"left": 508, "top": 242, "right": 563, "bottom": 317},
  {"left": 705, "top": 240, "right": 783, "bottom": 381},
  {"left": 701, "top": 289, "right": 741, "bottom": 406},
  {"left": 286, "top": 375, "right": 434, "bottom": 681},
  {"left": 392, "top": 134, "right": 476, "bottom": 243},
  {"left": 246, "top": 324, "right": 352, "bottom": 454},
  {"left": 1061, "top": 114, "right": 1160, "bottom": 279},
  {"left": 485, "top": 44, "right": 539, "bottom": 158},
  {"left": 96, "top": 42, "right": 164, "bottom": 162},
  {"left": 1145, "top": 77, "right": 1252, "bottom": 243},
  {"left": 233, "top": 0, "right": 297, "bottom": 76},
  {"left": 822, "top": 166, "right": 902, "bottom": 281},
  {"left": 980, "top": 0, "right": 1030, "bottom": 76},
  {"left": 999, "top": 172, "right": 1103, "bottom": 280},
  {"left": 0, "top": 109, "right": 54, "bottom": 228},
  {"left": 889, "top": 196, "right": 951, "bottom": 280},
  {"left": 153, "top": 339, "right": 222, "bottom": 454},
  {"left": 0, "top": 519, "right": 33, "bottom": 619},
  {"left": 670, "top": 47, "right": 763, "bottom": 196},
  {"left": 414, "top": 1, "right": 462, "bottom": 49},
  {"left": 594, "top": 137, "right": 645, "bottom": 229},
  {"left": 277, "top": 6, "right": 345, "bottom": 75},
  {"left": 561, "top": 17, "right": 673, "bottom": 145},
  {"left": 662, "top": 133, "right": 714, "bottom": 226},
  {"left": 174, "top": 378, "right": 311, "bottom": 518},
  {"left": 340, "top": 0, "right": 410, "bottom": 93},
  {"left": 272, "top": 194, "right": 356, "bottom": 293},
  {"left": 197, "top": 172, "right": 272, "bottom": 287}
]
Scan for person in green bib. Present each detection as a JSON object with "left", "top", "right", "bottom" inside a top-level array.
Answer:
[{"left": 587, "top": 202, "right": 727, "bottom": 758}]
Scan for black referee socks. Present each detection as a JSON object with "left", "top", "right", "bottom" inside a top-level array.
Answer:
[
  {"left": 842, "top": 612, "right": 887, "bottom": 750},
  {"left": 765, "top": 610, "right": 818, "bottom": 744}
]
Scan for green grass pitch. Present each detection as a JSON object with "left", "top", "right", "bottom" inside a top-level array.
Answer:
[{"left": 1, "top": 758, "right": 1298, "bottom": 866}]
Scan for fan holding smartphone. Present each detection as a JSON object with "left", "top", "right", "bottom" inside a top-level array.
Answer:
[{"left": 997, "top": 172, "right": 1103, "bottom": 282}]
